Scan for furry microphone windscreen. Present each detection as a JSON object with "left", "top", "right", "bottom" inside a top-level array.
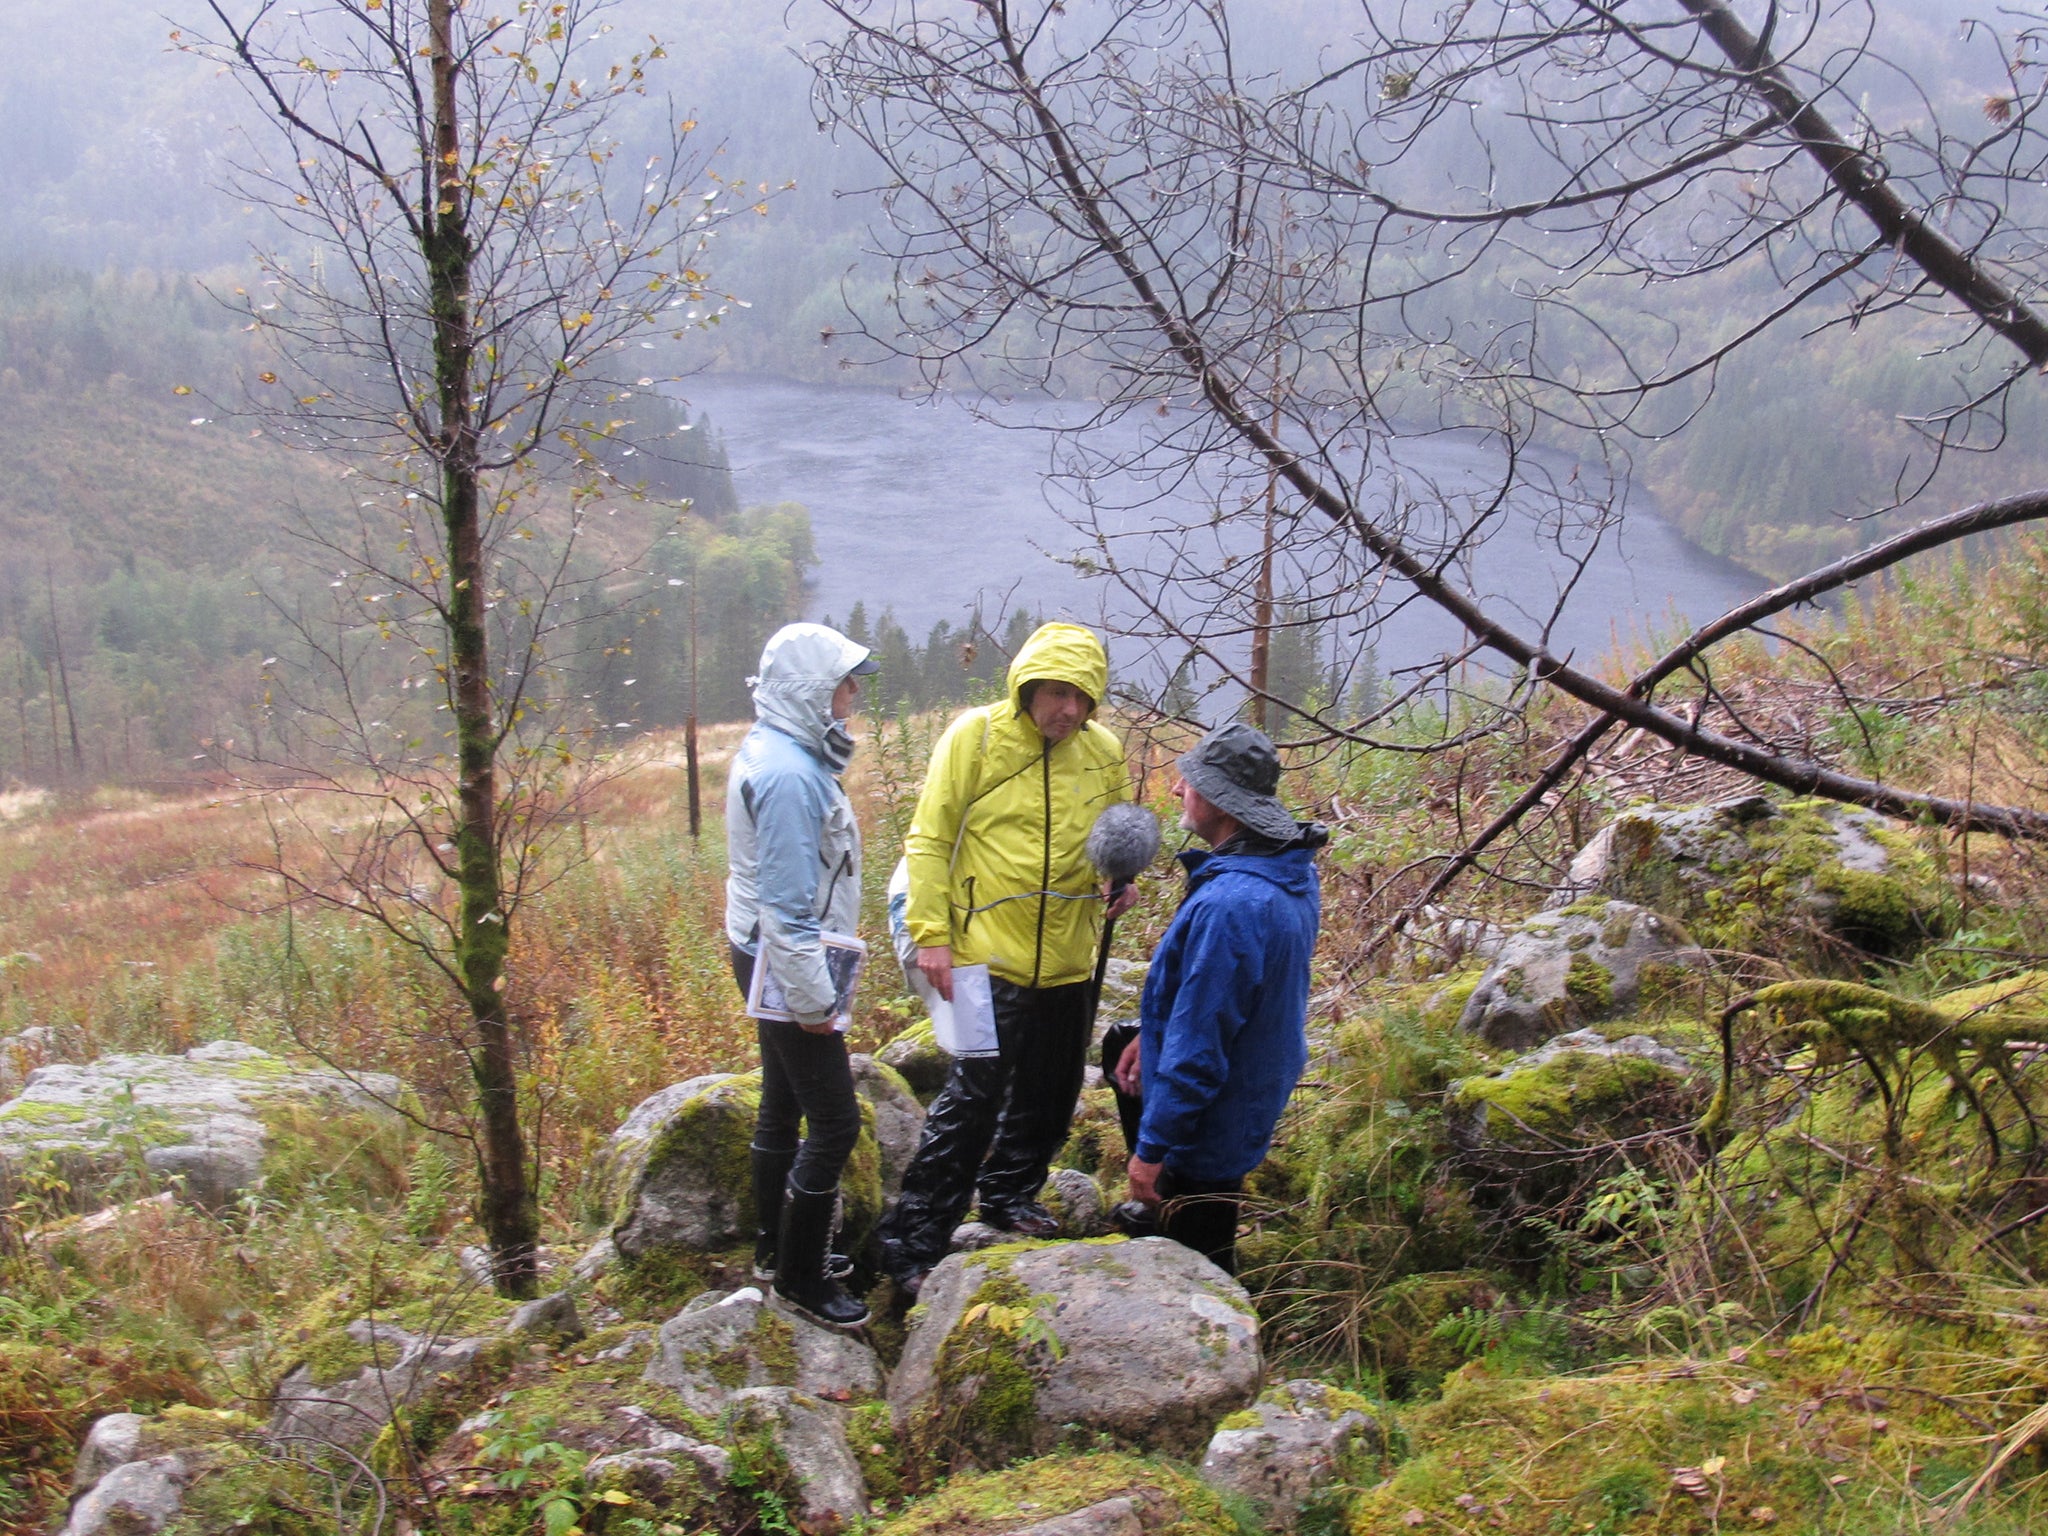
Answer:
[{"left": 1087, "top": 802, "right": 1162, "bottom": 885}]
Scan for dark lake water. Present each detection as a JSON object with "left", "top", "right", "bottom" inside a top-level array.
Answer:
[{"left": 678, "top": 374, "right": 1764, "bottom": 690}]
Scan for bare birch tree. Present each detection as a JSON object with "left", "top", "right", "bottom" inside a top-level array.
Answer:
[{"left": 183, "top": 0, "right": 750, "bottom": 1294}]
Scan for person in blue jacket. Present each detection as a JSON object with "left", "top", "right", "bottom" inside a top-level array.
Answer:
[
  {"left": 726, "top": 622, "right": 879, "bottom": 1330},
  {"left": 1114, "top": 721, "right": 1325, "bottom": 1274}
]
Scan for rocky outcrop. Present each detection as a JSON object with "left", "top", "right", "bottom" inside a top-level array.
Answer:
[
  {"left": 641, "top": 1286, "right": 884, "bottom": 1417},
  {"left": 60, "top": 1456, "right": 189, "bottom": 1536},
  {"left": 604, "top": 1070, "right": 894, "bottom": 1274},
  {"left": 268, "top": 1319, "right": 506, "bottom": 1453},
  {"left": 1199, "top": 1379, "right": 1381, "bottom": 1532},
  {"left": 890, "top": 1237, "right": 1262, "bottom": 1467},
  {"left": 1450, "top": 1030, "right": 1702, "bottom": 1201},
  {"left": 726, "top": 1386, "right": 871, "bottom": 1531},
  {"left": 1553, "top": 795, "right": 1943, "bottom": 959},
  {"left": 0, "top": 1041, "right": 402, "bottom": 1213},
  {"left": 1458, "top": 899, "right": 1707, "bottom": 1050},
  {"left": 877, "top": 1019, "right": 950, "bottom": 1101}
]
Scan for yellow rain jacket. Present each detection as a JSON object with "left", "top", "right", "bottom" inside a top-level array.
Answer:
[{"left": 903, "top": 623, "right": 1132, "bottom": 988}]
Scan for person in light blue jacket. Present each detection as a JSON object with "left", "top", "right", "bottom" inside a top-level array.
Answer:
[
  {"left": 726, "top": 622, "right": 877, "bottom": 1329},
  {"left": 1114, "top": 721, "right": 1325, "bottom": 1275}
]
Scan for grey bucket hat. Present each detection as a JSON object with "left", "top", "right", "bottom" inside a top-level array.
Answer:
[{"left": 1177, "top": 722, "right": 1299, "bottom": 843}]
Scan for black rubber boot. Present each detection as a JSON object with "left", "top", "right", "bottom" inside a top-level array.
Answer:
[
  {"left": 748, "top": 1144, "right": 796, "bottom": 1281},
  {"left": 775, "top": 1180, "right": 870, "bottom": 1330}
]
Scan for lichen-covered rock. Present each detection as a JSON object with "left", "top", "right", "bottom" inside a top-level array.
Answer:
[
  {"left": 71, "top": 1413, "right": 149, "bottom": 1495},
  {"left": 851, "top": 1052, "right": 926, "bottom": 1193},
  {"left": 642, "top": 1286, "right": 884, "bottom": 1417},
  {"left": 1041, "top": 1167, "right": 1110, "bottom": 1237},
  {"left": 268, "top": 1322, "right": 505, "bottom": 1453},
  {"left": 1094, "top": 958, "right": 1148, "bottom": 1032},
  {"left": 503, "top": 1289, "right": 583, "bottom": 1342},
  {"left": 866, "top": 1450, "right": 1241, "bottom": 1535},
  {"left": 1458, "top": 899, "right": 1707, "bottom": 1050},
  {"left": 877, "top": 1017, "right": 951, "bottom": 1101},
  {"left": 582, "top": 1072, "right": 735, "bottom": 1224},
  {"left": 0, "top": 1041, "right": 403, "bottom": 1214},
  {"left": 59, "top": 1455, "right": 189, "bottom": 1536},
  {"left": 1199, "top": 1378, "right": 1381, "bottom": 1531},
  {"left": 1450, "top": 1030, "right": 1703, "bottom": 1200},
  {"left": 1553, "top": 795, "right": 1944, "bottom": 960},
  {"left": 726, "top": 1385, "right": 870, "bottom": 1532},
  {"left": 890, "top": 1237, "right": 1261, "bottom": 1468},
  {"left": 608, "top": 1073, "right": 887, "bottom": 1276}
]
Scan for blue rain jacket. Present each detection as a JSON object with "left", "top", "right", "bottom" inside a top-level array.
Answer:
[{"left": 1133, "top": 843, "right": 1321, "bottom": 1180}]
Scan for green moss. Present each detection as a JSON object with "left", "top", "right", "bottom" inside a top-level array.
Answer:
[
  {"left": 621, "top": 1074, "right": 764, "bottom": 1232},
  {"left": 1599, "top": 907, "right": 1639, "bottom": 950},
  {"left": 160, "top": 1438, "right": 332, "bottom": 1536},
  {"left": 0, "top": 1100, "right": 91, "bottom": 1126},
  {"left": 848, "top": 1399, "right": 905, "bottom": 1505},
  {"left": 918, "top": 1269, "right": 1055, "bottom": 1469},
  {"left": 256, "top": 1100, "right": 411, "bottom": 1207},
  {"left": 1813, "top": 862, "right": 1924, "bottom": 955},
  {"left": 1563, "top": 955, "right": 1614, "bottom": 1014},
  {"left": 877, "top": 1450, "right": 1241, "bottom": 1535},
  {"left": 1457, "top": 1051, "right": 1676, "bottom": 1143}
]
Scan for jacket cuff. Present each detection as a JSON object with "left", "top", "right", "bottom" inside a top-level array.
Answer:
[{"left": 1134, "top": 1138, "right": 1171, "bottom": 1164}]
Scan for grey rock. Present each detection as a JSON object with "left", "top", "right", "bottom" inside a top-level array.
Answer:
[
  {"left": 71, "top": 1413, "right": 146, "bottom": 1496},
  {"left": 0, "top": 1043, "right": 401, "bottom": 1214},
  {"left": 1199, "top": 1379, "right": 1381, "bottom": 1531},
  {"left": 609, "top": 1076, "right": 757, "bottom": 1261},
  {"left": 890, "top": 1237, "right": 1261, "bottom": 1462},
  {"left": 1458, "top": 898, "right": 1707, "bottom": 1050},
  {"left": 1093, "top": 958, "right": 1149, "bottom": 1033},
  {"left": 1552, "top": 795, "right": 1933, "bottom": 956},
  {"left": 1503, "top": 1028, "right": 1690, "bottom": 1077},
  {"left": 950, "top": 1219, "right": 1009, "bottom": 1252},
  {"left": 876, "top": 1019, "right": 950, "bottom": 1100},
  {"left": 505, "top": 1290, "right": 583, "bottom": 1342},
  {"left": 849, "top": 1052, "right": 925, "bottom": 1192},
  {"left": 642, "top": 1288, "right": 882, "bottom": 1418},
  {"left": 60, "top": 1455, "right": 189, "bottom": 1536},
  {"left": 589, "top": 1328, "right": 655, "bottom": 1363},
  {"left": 269, "top": 1333, "right": 490, "bottom": 1452},
  {"left": 584, "top": 1073, "right": 735, "bottom": 1220},
  {"left": 1043, "top": 1167, "right": 1110, "bottom": 1237},
  {"left": 1011, "top": 1490, "right": 1179, "bottom": 1536},
  {"left": 573, "top": 1234, "right": 617, "bottom": 1282},
  {"left": 725, "top": 1386, "right": 869, "bottom": 1531}
]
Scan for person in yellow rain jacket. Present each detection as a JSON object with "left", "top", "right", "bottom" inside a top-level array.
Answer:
[{"left": 879, "top": 621, "right": 1134, "bottom": 1295}]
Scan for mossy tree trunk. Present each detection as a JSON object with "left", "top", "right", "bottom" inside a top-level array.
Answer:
[{"left": 425, "top": 0, "right": 535, "bottom": 1298}]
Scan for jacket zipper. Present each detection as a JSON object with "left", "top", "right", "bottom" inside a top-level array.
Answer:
[{"left": 1031, "top": 741, "right": 1051, "bottom": 986}]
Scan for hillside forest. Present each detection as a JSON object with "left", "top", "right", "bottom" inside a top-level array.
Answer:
[{"left": 14, "top": 4, "right": 2048, "bottom": 1536}]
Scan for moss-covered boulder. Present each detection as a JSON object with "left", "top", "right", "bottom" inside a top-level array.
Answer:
[
  {"left": 1450, "top": 1031, "right": 1702, "bottom": 1203},
  {"left": 268, "top": 1319, "right": 514, "bottom": 1454},
  {"left": 1557, "top": 794, "right": 1946, "bottom": 962},
  {"left": 607, "top": 1072, "right": 887, "bottom": 1286},
  {"left": 877, "top": 1016, "right": 951, "bottom": 1102},
  {"left": 641, "top": 1286, "right": 884, "bottom": 1418},
  {"left": 62, "top": 1406, "right": 318, "bottom": 1536},
  {"left": 1198, "top": 1378, "right": 1380, "bottom": 1531},
  {"left": 1458, "top": 899, "right": 1706, "bottom": 1050},
  {"left": 890, "top": 1237, "right": 1261, "bottom": 1470},
  {"left": 0, "top": 1041, "right": 404, "bottom": 1214},
  {"left": 871, "top": 1449, "right": 1241, "bottom": 1535}
]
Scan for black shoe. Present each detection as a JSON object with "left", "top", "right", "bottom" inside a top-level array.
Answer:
[
  {"left": 774, "top": 1181, "right": 871, "bottom": 1331},
  {"left": 981, "top": 1201, "right": 1061, "bottom": 1238}
]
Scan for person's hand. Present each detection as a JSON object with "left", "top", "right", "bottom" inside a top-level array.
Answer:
[
  {"left": 1127, "top": 1154, "right": 1163, "bottom": 1207},
  {"left": 798, "top": 1016, "right": 841, "bottom": 1036},
  {"left": 917, "top": 945, "right": 954, "bottom": 1003},
  {"left": 1103, "top": 879, "right": 1140, "bottom": 920},
  {"left": 1113, "top": 1036, "right": 1142, "bottom": 1097}
]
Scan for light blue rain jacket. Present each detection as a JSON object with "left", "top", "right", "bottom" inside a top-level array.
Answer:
[{"left": 724, "top": 626, "right": 866, "bottom": 1023}]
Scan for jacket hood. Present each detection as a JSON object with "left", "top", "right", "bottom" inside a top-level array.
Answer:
[
  {"left": 1006, "top": 621, "right": 1110, "bottom": 711},
  {"left": 750, "top": 623, "right": 873, "bottom": 757},
  {"left": 1181, "top": 840, "right": 1322, "bottom": 898}
]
